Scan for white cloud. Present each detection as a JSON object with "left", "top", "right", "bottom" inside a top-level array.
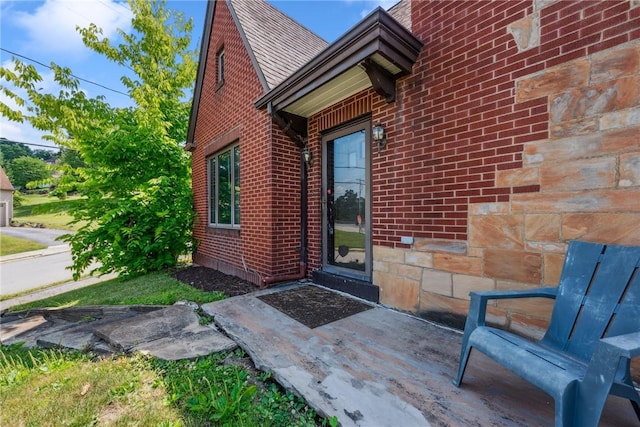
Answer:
[{"left": 13, "top": 0, "right": 133, "bottom": 57}]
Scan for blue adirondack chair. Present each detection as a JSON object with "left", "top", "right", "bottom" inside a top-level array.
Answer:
[{"left": 453, "top": 240, "right": 640, "bottom": 426}]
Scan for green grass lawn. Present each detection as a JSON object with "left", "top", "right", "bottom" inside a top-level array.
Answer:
[
  {"left": 334, "top": 228, "right": 365, "bottom": 249},
  {"left": 13, "top": 194, "right": 84, "bottom": 231},
  {"left": 0, "top": 234, "right": 47, "bottom": 256},
  {"left": 1, "top": 271, "right": 334, "bottom": 426},
  {"left": 7, "top": 271, "right": 226, "bottom": 311}
]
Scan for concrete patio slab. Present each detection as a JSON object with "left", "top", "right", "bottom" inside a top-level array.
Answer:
[{"left": 202, "top": 284, "right": 639, "bottom": 427}]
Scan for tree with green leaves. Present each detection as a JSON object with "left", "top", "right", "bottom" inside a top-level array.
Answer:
[
  {"left": 0, "top": 140, "right": 32, "bottom": 164},
  {"left": 5, "top": 156, "right": 51, "bottom": 190},
  {"left": 0, "top": 0, "right": 197, "bottom": 279}
]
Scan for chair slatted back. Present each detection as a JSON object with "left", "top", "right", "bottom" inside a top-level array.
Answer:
[{"left": 541, "top": 241, "right": 640, "bottom": 362}]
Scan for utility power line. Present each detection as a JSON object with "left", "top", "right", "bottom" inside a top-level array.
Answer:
[
  {"left": 0, "top": 138, "right": 61, "bottom": 151},
  {"left": 0, "top": 47, "right": 130, "bottom": 97}
]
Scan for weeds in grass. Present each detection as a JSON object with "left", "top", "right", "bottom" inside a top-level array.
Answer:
[
  {"left": 0, "top": 344, "right": 182, "bottom": 425},
  {"left": 1, "top": 343, "right": 333, "bottom": 426},
  {"left": 152, "top": 351, "right": 322, "bottom": 426}
]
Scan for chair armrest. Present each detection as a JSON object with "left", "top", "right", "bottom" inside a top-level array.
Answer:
[
  {"left": 466, "top": 287, "right": 557, "bottom": 329},
  {"left": 471, "top": 287, "right": 557, "bottom": 301},
  {"left": 575, "top": 331, "right": 640, "bottom": 425},
  {"left": 599, "top": 331, "right": 640, "bottom": 359}
]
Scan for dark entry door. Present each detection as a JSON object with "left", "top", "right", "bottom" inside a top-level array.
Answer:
[{"left": 322, "top": 120, "right": 371, "bottom": 281}]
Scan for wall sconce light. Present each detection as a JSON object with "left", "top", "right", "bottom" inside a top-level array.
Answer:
[
  {"left": 372, "top": 121, "right": 386, "bottom": 152},
  {"left": 302, "top": 146, "right": 313, "bottom": 167}
]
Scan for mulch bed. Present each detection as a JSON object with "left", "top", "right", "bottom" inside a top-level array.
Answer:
[
  {"left": 258, "top": 286, "right": 373, "bottom": 329},
  {"left": 172, "top": 266, "right": 373, "bottom": 328},
  {"left": 171, "top": 266, "right": 258, "bottom": 297}
]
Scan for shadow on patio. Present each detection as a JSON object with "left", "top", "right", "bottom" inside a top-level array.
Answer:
[{"left": 201, "top": 283, "right": 638, "bottom": 427}]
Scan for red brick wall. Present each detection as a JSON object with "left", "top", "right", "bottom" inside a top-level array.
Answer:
[
  {"left": 305, "top": 1, "right": 639, "bottom": 296},
  {"left": 361, "top": 0, "right": 639, "bottom": 245},
  {"left": 367, "top": 0, "right": 640, "bottom": 333},
  {"left": 191, "top": 1, "right": 301, "bottom": 283}
]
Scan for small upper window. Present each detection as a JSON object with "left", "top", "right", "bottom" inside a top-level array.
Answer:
[{"left": 217, "top": 47, "right": 225, "bottom": 84}]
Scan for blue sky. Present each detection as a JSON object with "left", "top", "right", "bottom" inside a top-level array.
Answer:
[{"left": 0, "top": 0, "right": 396, "bottom": 150}]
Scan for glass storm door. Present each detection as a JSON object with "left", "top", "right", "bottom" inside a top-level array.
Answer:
[{"left": 322, "top": 120, "right": 371, "bottom": 280}]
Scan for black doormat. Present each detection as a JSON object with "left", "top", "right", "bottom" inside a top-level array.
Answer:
[{"left": 257, "top": 286, "right": 374, "bottom": 329}]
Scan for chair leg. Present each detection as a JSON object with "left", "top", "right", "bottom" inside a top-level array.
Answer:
[
  {"left": 452, "top": 344, "right": 472, "bottom": 387},
  {"left": 631, "top": 399, "right": 640, "bottom": 421},
  {"left": 556, "top": 383, "right": 580, "bottom": 427}
]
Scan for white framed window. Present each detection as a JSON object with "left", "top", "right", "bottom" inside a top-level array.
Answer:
[{"left": 208, "top": 144, "right": 240, "bottom": 227}]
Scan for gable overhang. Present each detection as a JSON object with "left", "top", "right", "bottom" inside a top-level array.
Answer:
[
  {"left": 185, "top": 0, "right": 216, "bottom": 151},
  {"left": 255, "top": 7, "right": 422, "bottom": 119}
]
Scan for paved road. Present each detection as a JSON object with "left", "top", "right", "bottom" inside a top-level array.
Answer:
[
  {"left": 0, "top": 249, "right": 77, "bottom": 296},
  {"left": 0, "top": 226, "right": 69, "bottom": 246},
  {"left": 0, "top": 227, "right": 87, "bottom": 297}
]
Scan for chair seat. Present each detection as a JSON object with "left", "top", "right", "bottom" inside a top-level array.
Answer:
[{"left": 469, "top": 327, "right": 584, "bottom": 399}]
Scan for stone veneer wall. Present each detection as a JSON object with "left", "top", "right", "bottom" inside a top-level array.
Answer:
[{"left": 374, "top": 1, "right": 640, "bottom": 338}]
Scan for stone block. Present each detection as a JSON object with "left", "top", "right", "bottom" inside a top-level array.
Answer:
[
  {"left": 414, "top": 238, "right": 467, "bottom": 254},
  {"left": 525, "top": 127, "right": 639, "bottom": 164},
  {"left": 495, "top": 281, "right": 554, "bottom": 317},
  {"left": 600, "top": 107, "right": 640, "bottom": 130},
  {"left": 544, "top": 252, "right": 566, "bottom": 286},
  {"left": 389, "top": 263, "right": 423, "bottom": 282},
  {"left": 452, "top": 274, "right": 495, "bottom": 300},
  {"left": 512, "top": 189, "right": 640, "bottom": 213},
  {"left": 539, "top": 156, "right": 616, "bottom": 191},
  {"left": 525, "top": 241, "right": 567, "bottom": 253},
  {"left": 418, "top": 291, "right": 469, "bottom": 318},
  {"left": 485, "top": 305, "right": 509, "bottom": 329},
  {"left": 485, "top": 249, "right": 542, "bottom": 284},
  {"left": 620, "top": 152, "right": 640, "bottom": 187},
  {"left": 562, "top": 213, "right": 640, "bottom": 245},
  {"left": 550, "top": 77, "right": 640, "bottom": 123},
  {"left": 404, "top": 251, "right": 433, "bottom": 268},
  {"left": 469, "top": 202, "right": 510, "bottom": 216},
  {"left": 373, "top": 260, "right": 390, "bottom": 273},
  {"left": 524, "top": 214, "right": 561, "bottom": 242},
  {"left": 590, "top": 43, "right": 640, "bottom": 84},
  {"left": 467, "top": 247, "right": 484, "bottom": 258},
  {"left": 496, "top": 167, "right": 539, "bottom": 188},
  {"left": 516, "top": 58, "right": 589, "bottom": 102},
  {"left": 507, "top": 13, "right": 540, "bottom": 52},
  {"left": 421, "top": 269, "right": 452, "bottom": 296},
  {"left": 509, "top": 313, "right": 550, "bottom": 341},
  {"left": 550, "top": 118, "right": 599, "bottom": 139},
  {"left": 433, "top": 253, "right": 483, "bottom": 275},
  {"left": 534, "top": 0, "right": 558, "bottom": 11},
  {"left": 373, "top": 245, "right": 404, "bottom": 263},
  {"left": 469, "top": 215, "right": 524, "bottom": 250},
  {"left": 375, "top": 270, "right": 420, "bottom": 312}
]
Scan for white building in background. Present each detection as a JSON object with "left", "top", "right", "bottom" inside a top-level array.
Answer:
[{"left": 0, "top": 166, "right": 15, "bottom": 226}]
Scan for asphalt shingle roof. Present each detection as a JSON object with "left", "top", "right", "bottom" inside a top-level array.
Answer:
[
  {"left": 230, "top": 0, "right": 328, "bottom": 89},
  {"left": 0, "top": 166, "right": 14, "bottom": 191},
  {"left": 388, "top": 0, "right": 411, "bottom": 31}
]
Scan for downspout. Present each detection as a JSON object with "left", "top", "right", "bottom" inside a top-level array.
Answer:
[{"left": 261, "top": 104, "right": 308, "bottom": 286}]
